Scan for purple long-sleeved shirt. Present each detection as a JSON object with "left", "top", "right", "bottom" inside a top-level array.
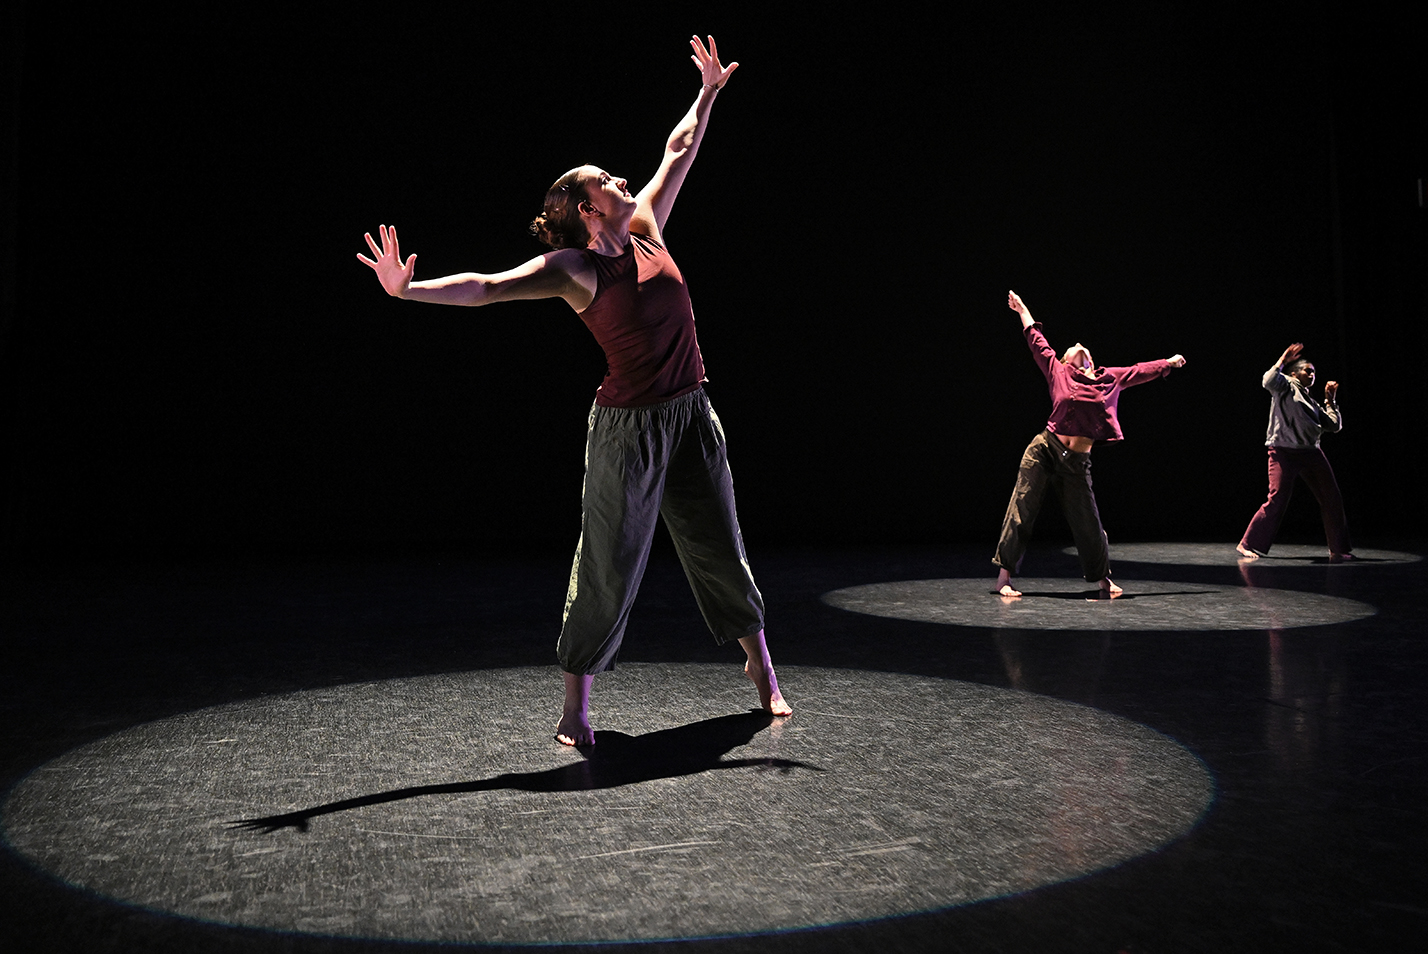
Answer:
[{"left": 1024, "top": 322, "right": 1172, "bottom": 444}]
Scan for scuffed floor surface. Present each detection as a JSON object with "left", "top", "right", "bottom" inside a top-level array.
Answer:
[{"left": 2, "top": 540, "right": 1425, "bottom": 953}]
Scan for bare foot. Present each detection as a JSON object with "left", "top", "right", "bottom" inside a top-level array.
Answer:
[
  {"left": 738, "top": 631, "right": 792, "bottom": 717},
  {"left": 1236, "top": 544, "right": 1260, "bottom": 561},
  {"left": 745, "top": 660, "right": 793, "bottom": 716},
  {"left": 1329, "top": 551, "right": 1356, "bottom": 563},
  {"left": 555, "top": 710, "right": 594, "bottom": 747},
  {"left": 556, "top": 671, "right": 595, "bottom": 746},
  {"left": 994, "top": 583, "right": 1022, "bottom": 598},
  {"left": 1099, "top": 577, "right": 1123, "bottom": 598}
]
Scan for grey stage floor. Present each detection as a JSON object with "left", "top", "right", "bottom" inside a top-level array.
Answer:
[{"left": 2, "top": 540, "right": 1425, "bottom": 953}]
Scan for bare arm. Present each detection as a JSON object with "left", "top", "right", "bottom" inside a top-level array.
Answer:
[
  {"left": 632, "top": 35, "right": 738, "bottom": 239},
  {"left": 357, "top": 224, "right": 594, "bottom": 310}
]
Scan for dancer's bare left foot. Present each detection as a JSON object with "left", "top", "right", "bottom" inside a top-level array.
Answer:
[
  {"left": 556, "top": 671, "right": 595, "bottom": 746},
  {"left": 1236, "top": 544, "right": 1261, "bottom": 561},
  {"left": 555, "top": 710, "right": 594, "bottom": 747},
  {"left": 1329, "top": 551, "right": 1356, "bottom": 563},
  {"left": 1099, "top": 577, "right": 1123, "bottom": 598}
]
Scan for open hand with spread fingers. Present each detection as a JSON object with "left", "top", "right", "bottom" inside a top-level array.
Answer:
[
  {"left": 357, "top": 224, "right": 417, "bottom": 298},
  {"left": 691, "top": 35, "right": 738, "bottom": 90}
]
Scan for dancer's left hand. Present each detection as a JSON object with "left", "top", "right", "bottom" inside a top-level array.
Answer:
[
  {"left": 1168, "top": 354, "right": 1187, "bottom": 368},
  {"left": 691, "top": 35, "right": 738, "bottom": 90},
  {"left": 1324, "top": 380, "right": 1339, "bottom": 401}
]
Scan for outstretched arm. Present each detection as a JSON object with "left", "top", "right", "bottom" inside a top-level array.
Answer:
[
  {"left": 1009, "top": 289, "right": 1058, "bottom": 380},
  {"left": 357, "top": 224, "right": 593, "bottom": 310},
  {"left": 633, "top": 35, "right": 738, "bottom": 238},
  {"left": 1008, "top": 290, "right": 1036, "bottom": 329}
]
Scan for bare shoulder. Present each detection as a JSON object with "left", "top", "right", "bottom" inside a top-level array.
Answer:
[
  {"left": 546, "top": 247, "right": 597, "bottom": 307},
  {"left": 545, "top": 246, "right": 590, "bottom": 273}
]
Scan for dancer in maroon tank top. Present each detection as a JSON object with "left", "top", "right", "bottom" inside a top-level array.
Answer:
[{"left": 358, "top": 37, "right": 789, "bottom": 747}]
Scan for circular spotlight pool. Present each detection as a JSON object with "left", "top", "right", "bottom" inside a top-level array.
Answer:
[{"left": 3, "top": 664, "right": 1214, "bottom": 944}]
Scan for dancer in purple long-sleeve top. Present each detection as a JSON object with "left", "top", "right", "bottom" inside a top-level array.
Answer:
[
  {"left": 993, "top": 291, "right": 1187, "bottom": 599},
  {"left": 1236, "top": 342, "right": 1352, "bottom": 561}
]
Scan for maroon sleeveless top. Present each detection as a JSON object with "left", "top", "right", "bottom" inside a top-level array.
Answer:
[{"left": 579, "top": 233, "right": 706, "bottom": 408}]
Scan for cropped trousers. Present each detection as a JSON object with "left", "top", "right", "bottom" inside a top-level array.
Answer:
[
  {"left": 993, "top": 430, "right": 1111, "bottom": 584},
  {"left": 557, "top": 389, "right": 765, "bottom": 675}
]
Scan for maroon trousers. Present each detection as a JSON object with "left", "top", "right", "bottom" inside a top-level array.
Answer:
[{"left": 1240, "top": 446, "right": 1351, "bottom": 555}]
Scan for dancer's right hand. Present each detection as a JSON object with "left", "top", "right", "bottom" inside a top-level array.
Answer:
[
  {"left": 1277, "top": 342, "right": 1304, "bottom": 368},
  {"left": 358, "top": 224, "right": 416, "bottom": 298}
]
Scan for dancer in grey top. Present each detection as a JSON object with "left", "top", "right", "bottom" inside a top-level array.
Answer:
[{"left": 1237, "top": 343, "right": 1352, "bottom": 560}]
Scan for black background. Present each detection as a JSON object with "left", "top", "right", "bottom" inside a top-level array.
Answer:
[{"left": 3, "top": 0, "right": 1424, "bottom": 562}]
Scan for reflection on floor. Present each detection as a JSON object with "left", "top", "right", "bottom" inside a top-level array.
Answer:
[{"left": 2, "top": 540, "right": 1425, "bottom": 953}]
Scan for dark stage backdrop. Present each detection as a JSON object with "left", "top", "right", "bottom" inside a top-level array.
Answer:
[{"left": 2, "top": 2, "right": 1423, "bottom": 562}]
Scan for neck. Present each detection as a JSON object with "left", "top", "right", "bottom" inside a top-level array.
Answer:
[
  {"left": 586, "top": 226, "right": 630, "bottom": 256},
  {"left": 584, "top": 208, "right": 635, "bottom": 257}
]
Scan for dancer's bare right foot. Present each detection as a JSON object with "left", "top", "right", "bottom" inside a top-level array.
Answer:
[
  {"left": 1099, "top": 577, "right": 1123, "bottom": 598},
  {"left": 739, "top": 631, "right": 792, "bottom": 717},
  {"left": 994, "top": 569, "right": 1021, "bottom": 598},
  {"left": 744, "top": 659, "right": 793, "bottom": 716},
  {"left": 1236, "top": 544, "right": 1260, "bottom": 561}
]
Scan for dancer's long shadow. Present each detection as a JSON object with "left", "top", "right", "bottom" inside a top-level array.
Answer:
[{"left": 230, "top": 710, "right": 817, "bottom": 834}]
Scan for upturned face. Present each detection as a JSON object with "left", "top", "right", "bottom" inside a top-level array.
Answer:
[
  {"left": 1289, "top": 363, "right": 1316, "bottom": 387},
  {"left": 578, "top": 166, "right": 636, "bottom": 220},
  {"left": 1062, "top": 343, "right": 1094, "bottom": 371}
]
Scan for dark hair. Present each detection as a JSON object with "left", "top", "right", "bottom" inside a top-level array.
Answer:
[
  {"left": 529, "top": 168, "right": 591, "bottom": 250},
  {"left": 1285, "top": 357, "right": 1312, "bottom": 374}
]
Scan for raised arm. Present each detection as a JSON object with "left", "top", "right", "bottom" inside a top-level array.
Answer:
[
  {"left": 632, "top": 35, "right": 738, "bottom": 238},
  {"left": 1262, "top": 342, "right": 1303, "bottom": 391},
  {"left": 1009, "top": 289, "right": 1059, "bottom": 383},
  {"left": 357, "top": 224, "right": 594, "bottom": 310},
  {"left": 1008, "top": 290, "right": 1036, "bottom": 329},
  {"left": 1322, "top": 380, "right": 1343, "bottom": 432}
]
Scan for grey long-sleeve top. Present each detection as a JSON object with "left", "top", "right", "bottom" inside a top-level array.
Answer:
[{"left": 1262, "top": 365, "right": 1342, "bottom": 449}]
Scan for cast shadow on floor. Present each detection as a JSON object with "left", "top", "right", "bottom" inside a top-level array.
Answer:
[{"left": 229, "top": 709, "right": 820, "bottom": 835}]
